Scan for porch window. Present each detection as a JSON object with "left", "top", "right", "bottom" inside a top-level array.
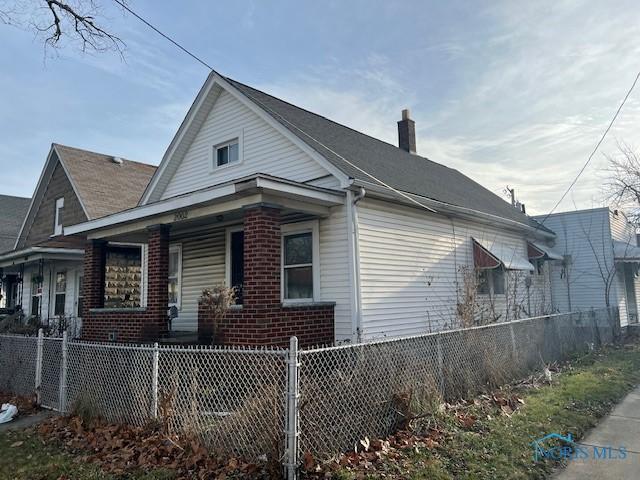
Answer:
[
  {"left": 54, "top": 197, "right": 64, "bottom": 236},
  {"left": 104, "top": 245, "right": 142, "bottom": 308},
  {"left": 168, "top": 244, "right": 182, "bottom": 307},
  {"left": 282, "top": 221, "right": 319, "bottom": 302},
  {"left": 54, "top": 271, "right": 66, "bottom": 316}
]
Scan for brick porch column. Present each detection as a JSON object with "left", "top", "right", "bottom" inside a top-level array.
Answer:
[
  {"left": 144, "top": 224, "right": 170, "bottom": 339},
  {"left": 242, "top": 205, "right": 281, "bottom": 308},
  {"left": 82, "top": 239, "right": 106, "bottom": 318}
]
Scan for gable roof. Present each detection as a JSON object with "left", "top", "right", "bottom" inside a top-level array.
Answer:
[
  {"left": 224, "top": 77, "right": 549, "bottom": 233},
  {"left": 15, "top": 144, "right": 157, "bottom": 250},
  {"left": 141, "top": 72, "right": 550, "bottom": 234},
  {"left": 54, "top": 144, "right": 157, "bottom": 220},
  {"left": 0, "top": 194, "right": 30, "bottom": 253}
]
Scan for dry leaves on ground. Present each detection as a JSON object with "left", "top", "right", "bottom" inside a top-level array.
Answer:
[
  {"left": 37, "top": 416, "right": 272, "bottom": 479},
  {"left": 0, "top": 391, "right": 39, "bottom": 416}
]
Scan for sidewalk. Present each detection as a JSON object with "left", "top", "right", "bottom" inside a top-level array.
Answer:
[{"left": 555, "top": 385, "right": 640, "bottom": 479}]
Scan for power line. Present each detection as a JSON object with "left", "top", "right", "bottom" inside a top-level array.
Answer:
[
  {"left": 110, "top": 0, "right": 438, "bottom": 214},
  {"left": 111, "top": 0, "right": 640, "bottom": 230},
  {"left": 538, "top": 69, "right": 640, "bottom": 226},
  {"left": 111, "top": 0, "right": 214, "bottom": 71}
]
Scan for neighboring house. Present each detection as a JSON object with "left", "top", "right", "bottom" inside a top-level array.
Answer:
[
  {"left": 0, "top": 194, "right": 31, "bottom": 310},
  {"left": 0, "top": 144, "right": 156, "bottom": 330},
  {"left": 534, "top": 207, "right": 640, "bottom": 328},
  {"left": 66, "top": 72, "right": 561, "bottom": 346}
]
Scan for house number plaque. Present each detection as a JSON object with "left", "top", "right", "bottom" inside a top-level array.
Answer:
[{"left": 174, "top": 210, "right": 189, "bottom": 221}]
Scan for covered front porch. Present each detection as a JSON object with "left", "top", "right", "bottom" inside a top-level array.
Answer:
[{"left": 69, "top": 175, "right": 342, "bottom": 347}]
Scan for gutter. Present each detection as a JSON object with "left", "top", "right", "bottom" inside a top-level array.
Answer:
[
  {"left": 352, "top": 179, "right": 556, "bottom": 240},
  {"left": 0, "top": 247, "right": 84, "bottom": 264},
  {"left": 349, "top": 186, "right": 366, "bottom": 342}
]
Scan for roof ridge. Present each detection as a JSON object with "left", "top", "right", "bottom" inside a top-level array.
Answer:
[
  {"left": 53, "top": 143, "right": 156, "bottom": 169},
  {"left": 224, "top": 76, "right": 452, "bottom": 169}
]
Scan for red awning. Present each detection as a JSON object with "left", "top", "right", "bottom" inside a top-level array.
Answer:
[
  {"left": 473, "top": 240, "right": 501, "bottom": 269},
  {"left": 527, "top": 242, "right": 546, "bottom": 260}
]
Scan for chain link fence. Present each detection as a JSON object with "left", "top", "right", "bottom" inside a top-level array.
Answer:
[
  {"left": 297, "top": 308, "right": 619, "bottom": 459},
  {"left": 0, "top": 308, "right": 621, "bottom": 478}
]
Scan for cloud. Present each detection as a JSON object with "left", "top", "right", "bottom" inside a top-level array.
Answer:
[{"left": 256, "top": 1, "right": 640, "bottom": 216}]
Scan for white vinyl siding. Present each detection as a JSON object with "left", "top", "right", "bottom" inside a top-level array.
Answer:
[
  {"left": 170, "top": 226, "right": 226, "bottom": 331},
  {"left": 356, "top": 198, "right": 547, "bottom": 340},
  {"left": 168, "top": 208, "right": 352, "bottom": 340},
  {"left": 160, "top": 90, "right": 330, "bottom": 199},
  {"left": 317, "top": 205, "right": 351, "bottom": 342},
  {"left": 305, "top": 175, "right": 342, "bottom": 190},
  {"left": 535, "top": 208, "right": 632, "bottom": 324},
  {"left": 21, "top": 262, "right": 83, "bottom": 320}
]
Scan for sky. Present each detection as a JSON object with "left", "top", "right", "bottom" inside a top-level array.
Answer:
[{"left": 1, "top": 0, "right": 640, "bottom": 215}]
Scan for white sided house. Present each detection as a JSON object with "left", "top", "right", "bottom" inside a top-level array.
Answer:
[
  {"left": 534, "top": 207, "right": 640, "bottom": 328},
  {"left": 66, "top": 72, "right": 561, "bottom": 347}
]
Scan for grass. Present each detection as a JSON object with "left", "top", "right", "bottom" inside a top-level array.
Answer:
[
  {"left": 2, "top": 342, "right": 640, "bottom": 480},
  {"left": 335, "top": 342, "right": 640, "bottom": 479},
  {"left": 0, "top": 427, "right": 176, "bottom": 480}
]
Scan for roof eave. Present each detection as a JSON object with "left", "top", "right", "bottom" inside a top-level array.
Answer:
[{"left": 351, "top": 179, "right": 555, "bottom": 239}]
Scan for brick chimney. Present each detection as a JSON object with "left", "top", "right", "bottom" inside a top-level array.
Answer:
[{"left": 397, "top": 109, "right": 416, "bottom": 154}]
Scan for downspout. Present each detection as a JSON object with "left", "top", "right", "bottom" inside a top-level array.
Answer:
[{"left": 349, "top": 187, "right": 366, "bottom": 342}]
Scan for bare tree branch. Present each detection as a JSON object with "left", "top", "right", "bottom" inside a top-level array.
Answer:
[
  {"left": 0, "top": 0, "right": 125, "bottom": 56},
  {"left": 605, "top": 140, "right": 640, "bottom": 225}
]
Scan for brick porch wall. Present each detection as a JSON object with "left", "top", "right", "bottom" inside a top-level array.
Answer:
[
  {"left": 198, "top": 205, "right": 334, "bottom": 348},
  {"left": 82, "top": 225, "right": 170, "bottom": 343}
]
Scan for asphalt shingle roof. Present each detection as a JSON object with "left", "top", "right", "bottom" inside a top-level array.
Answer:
[
  {"left": 0, "top": 194, "right": 30, "bottom": 253},
  {"left": 55, "top": 144, "right": 157, "bottom": 220},
  {"left": 225, "top": 77, "right": 549, "bottom": 232}
]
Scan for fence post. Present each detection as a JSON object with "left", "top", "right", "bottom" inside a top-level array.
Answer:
[
  {"left": 34, "top": 328, "right": 44, "bottom": 405},
  {"left": 285, "top": 336, "right": 300, "bottom": 480},
  {"left": 436, "top": 333, "right": 445, "bottom": 397},
  {"left": 509, "top": 323, "right": 517, "bottom": 360},
  {"left": 58, "top": 331, "right": 68, "bottom": 413},
  {"left": 151, "top": 342, "right": 159, "bottom": 419}
]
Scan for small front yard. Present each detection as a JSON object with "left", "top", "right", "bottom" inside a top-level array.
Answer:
[
  {"left": 1, "top": 340, "right": 640, "bottom": 480},
  {"left": 307, "top": 340, "right": 640, "bottom": 479}
]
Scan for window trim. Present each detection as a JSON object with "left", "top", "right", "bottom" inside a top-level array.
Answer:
[
  {"left": 54, "top": 270, "right": 67, "bottom": 317},
  {"left": 103, "top": 242, "right": 146, "bottom": 309},
  {"left": 168, "top": 243, "right": 182, "bottom": 309},
  {"left": 209, "top": 130, "right": 244, "bottom": 172},
  {"left": 54, "top": 197, "right": 64, "bottom": 236},
  {"left": 281, "top": 220, "right": 320, "bottom": 304}
]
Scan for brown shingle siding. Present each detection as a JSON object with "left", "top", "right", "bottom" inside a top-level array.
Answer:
[{"left": 19, "top": 160, "right": 87, "bottom": 249}]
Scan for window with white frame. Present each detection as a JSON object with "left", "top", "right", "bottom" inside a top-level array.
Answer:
[
  {"left": 282, "top": 221, "right": 319, "bottom": 302},
  {"left": 213, "top": 139, "right": 239, "bottom": 168},
  {"left": 54, "top": 271, "right": 66, "bottom": 316},
  {"left": 168, "top": 244, "right": 182, "bottom": 307},
  {"left": 54, "top": 197, "right": 64, "bottom": 235},
  {"left": 477, "top": 267, "right": 505, "bottom": 295}
]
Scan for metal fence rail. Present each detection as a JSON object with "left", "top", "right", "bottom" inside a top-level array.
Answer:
[
  {"left": 297, "top": 309, "right": 619, "bottom": 459},
  {"left": 0, "top": 308, "right": 621, "bottom": 479}
]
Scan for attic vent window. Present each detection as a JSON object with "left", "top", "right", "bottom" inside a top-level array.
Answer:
[
  {"left": 211, "top": 136, "right": 242, "bottom": 170},
  {"left": 54, "top": 197, "right": 64, "bottom": 236}
]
